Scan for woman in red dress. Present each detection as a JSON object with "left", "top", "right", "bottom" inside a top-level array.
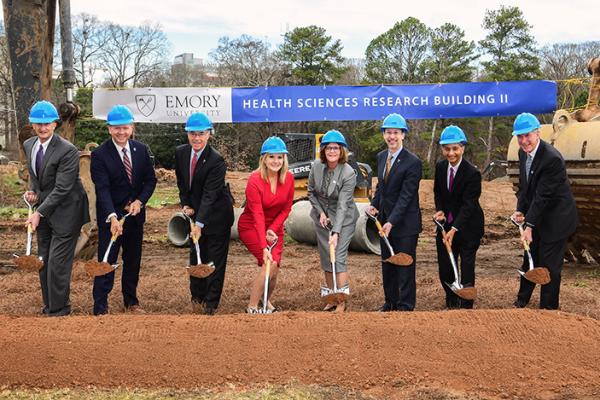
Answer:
[{"left": 238, "top": 137, "right": 294, "bottom": 314}]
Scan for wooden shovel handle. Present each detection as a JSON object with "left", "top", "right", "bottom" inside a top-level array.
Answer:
[{"left": 329, "top": 243, "right": 336, "bottom": 265}]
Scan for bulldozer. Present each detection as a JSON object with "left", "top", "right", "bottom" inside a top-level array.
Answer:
[
  {"left": 507, "top": 57, "right": 600, "bottom": 264},
  {"left": 2, "top": 0, "right": 96, "bottom": 259}
]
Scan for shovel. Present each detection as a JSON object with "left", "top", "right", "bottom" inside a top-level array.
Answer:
[
  {"left": 433, "top": 217, "right": 477, "bottom": 301},
  {"left": 187, "top": 216, "right": 215, "bottom": 278},
  {"left": 261, "top": 238, "right": 278, "bottom": 314},
  {"left": 83, "top": 213, "right": 130, "bottom": 277},
  {"left": 13, "top": 194, "right": 44, "bottom": 272},
  {"left": 320, "top": 227, "right": 350, "bottom": 305},
  {"left": 510, "top": 216, "right": 551, "bottom": 285},
  {"left": 365, "top": 210, "right": 413, "bottom": 266}
]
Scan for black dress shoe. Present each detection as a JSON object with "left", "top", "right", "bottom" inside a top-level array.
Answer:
[
  {"left": 203, "top": 306, "right": 216, "bottom": 315},
  {"left": 40, "top": 306, "right": 49, "bottom": 315},
  {"left": 513, "top": 300, "right": 528, "bottom": 308},
  {"left": 48, "top": 305, "right": 71, "bottom": 317},
  {"left": 377, "top": 303, "right": 394, "bottom": 312}
]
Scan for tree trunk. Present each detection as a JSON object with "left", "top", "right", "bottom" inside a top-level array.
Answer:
[
  {"left": 485, "top": 117, "right": 494, "bottom": 167},
  {"left": 426, "top": 119, "right": 438, "bottom": 167}
]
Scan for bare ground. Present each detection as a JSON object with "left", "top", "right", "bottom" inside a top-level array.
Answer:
[{"left": 0, "top": 168, "right": 599, "bottom": 399}]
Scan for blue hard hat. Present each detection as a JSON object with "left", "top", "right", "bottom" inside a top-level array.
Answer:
[
  {"left": 29, "top": 101, "right": 59, "bottom": 124},
  {"left": 512, "top": 113, "right": 540, "bottom": 136},
  {"left": 185, "top": 112, "right": 213, "bottom": 132},
  {"left": 321, "top": 130, "right": 348, "bottom": 147},
  {"left": 260, "top": 136, "right": 288, "bottom": 155},
  {"left": 107, "top": 105, "right": 134, "bottom": 125},
  {"left": 381, "top": 113, "right": 409, "bottom": 133},
  {"left": 439, "top": 125, "right": 467, "bottom": 145}
]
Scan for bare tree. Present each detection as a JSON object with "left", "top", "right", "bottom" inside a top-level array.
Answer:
[
  {"left": 98, "top": 22, "right": 170, "bottom": 88},
  {"left": 0, "top": 22, "right": 16, "bottom": 153},
  {"left": 72, "top": 13, "right": 109, "bottom": 87},
  {"left": 210, "top": 35, "right": 284, "bottom": 86}
]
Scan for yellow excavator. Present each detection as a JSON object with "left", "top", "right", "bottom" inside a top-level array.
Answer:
[{"left": 507, "top": 57, "right": 600, "bottom": 264}]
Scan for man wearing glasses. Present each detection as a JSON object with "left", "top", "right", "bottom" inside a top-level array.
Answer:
[{"left": 174, "top": 112, "right": 234, "bottom": 315}]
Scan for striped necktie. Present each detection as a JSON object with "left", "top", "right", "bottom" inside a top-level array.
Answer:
[
  {"left": 384, "top": 153, "right": 393, "bottom": 183},
  {"left": 122, "top": 148, "right": 133, "bottom": 184}
]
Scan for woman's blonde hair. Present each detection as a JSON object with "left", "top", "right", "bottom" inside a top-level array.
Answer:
[
  {"left": 319, "top": 145, "right": 348, "bottom": 164},
  {"left": 258, "top": 153, "right": 289, "bottom": 184}
]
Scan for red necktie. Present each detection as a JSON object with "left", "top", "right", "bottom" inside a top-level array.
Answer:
[
  {"left": 189, "top": 152, "right": 198, "bottom": 188},
  {"left": 448, "top": 167, "right": 455, "bottom": 223},
  {"left": 122, "top": 148, "right": 132, "bottom": 184}
]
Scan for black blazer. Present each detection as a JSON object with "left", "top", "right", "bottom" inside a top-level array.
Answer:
[
  {"left": 433, "top": 158, "right": 484, "bottom": 241},
  {"left": 516, "top": 140, "right": 577, "bottom": 242},
  {"left": 371, "top": 148, "right": 422, "bottom": 237},
  {"left": 91, "top": 139, "right": 157, "bottom": 226},
  {"left": 175, "top": 143, "right": 234, "bottom": 235}
]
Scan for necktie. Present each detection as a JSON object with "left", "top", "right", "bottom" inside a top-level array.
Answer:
[
  {"left": 35, "top": 145, "right": 44, "bottom": 177},
  {"left": 122, "top": 148, "right": 133, "bottom": 184},
  {"left": 525, "top": 154, "right": 533, "bottom": 182},
  {"left": 190, "top": 152, "right": 198, "bottom": 188},
  {"left": 447, "top": 167, "right": 455, "bottom": 223},
  {"left": 384, "top": 153, "right": 393, "bottom": 183}
]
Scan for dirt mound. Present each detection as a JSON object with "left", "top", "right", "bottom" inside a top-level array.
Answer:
[
  {"left": 155, "top": 168, "right": 176, "bottom": 183},
  {"left": 1, "top": 311, "right": 599, "bottom": 399}
]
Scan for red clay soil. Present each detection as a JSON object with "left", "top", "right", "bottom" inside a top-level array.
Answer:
[{"left": 0, "top": 311, "right": 599, "bottom": 399}]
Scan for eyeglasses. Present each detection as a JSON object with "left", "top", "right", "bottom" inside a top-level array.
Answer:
[
  {"left": 325, "top": 146, "right": 341, "bottom": 152},
  {"left": 188, "top": 131, "right": 210, "bottom": 137}
]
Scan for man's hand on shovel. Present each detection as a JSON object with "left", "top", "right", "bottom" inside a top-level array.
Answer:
[
  {"left": 26, "top": 210, "right": 41, "bottom": 231},
  {"left": 110, "top": 216, "right": 124, "bottom": 237}
]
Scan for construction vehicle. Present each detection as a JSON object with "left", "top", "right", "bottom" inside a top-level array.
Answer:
[
  {"left": 507, "top": 57, "right": 600, "bottom": 264},
  {"left": 2, "top": 0, "right": 96, "bottom": 258}
]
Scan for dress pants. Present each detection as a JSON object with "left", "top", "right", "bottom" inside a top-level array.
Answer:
[
  {"left": 93, "top": 217, "right": 143, "bottom": 315},
  {"left": 37, "top": 217, "right": 78, "bottom": 314},
  {"left": 380, "top": 234, "right": 418, "bottom": 311},
  {"left": 435, "top": 229, "right": 479, "bottom": 309},
  {"left": 189, "top": 230, "right": 231, "bottom": 309}
]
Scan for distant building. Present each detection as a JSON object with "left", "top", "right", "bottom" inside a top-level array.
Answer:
[
  {"left": 173, "top": 53, "right": 204, "bottom": 68},
  {"left": 171, "top": 53, "right": 219, "bottom": 83}
]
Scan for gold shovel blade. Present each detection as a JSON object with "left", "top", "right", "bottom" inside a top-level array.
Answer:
[
  {"left": 524, "top": 267, "right": 551, "bottom": 285},
  {"left": 455, "top": 286, "right": 477, "bottom": 301},
  {"left": 13, "top": 255, "right": 43, "bottom": 272},
  {"left": 386, "top": 252, "right": 413, "bottom": 266},
  {"left": 82, "top": 261, "right": 115, "bottom": 278},
  {"left": 188, "top": 262, "right": 216, "bottom": 278}
]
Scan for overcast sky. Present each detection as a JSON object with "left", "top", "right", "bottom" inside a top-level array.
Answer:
[{"left": 68, "top": 0, "right": 598, "bottom": 62}]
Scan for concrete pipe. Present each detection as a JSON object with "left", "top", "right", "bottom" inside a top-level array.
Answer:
[
  {"left": 284, "top": 200, "right": 381, "bottom": 255},
  {"left": 167, "top": 207, "right": 245, "bottom": 247}
]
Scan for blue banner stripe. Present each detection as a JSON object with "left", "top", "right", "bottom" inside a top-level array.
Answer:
[{"left": 231, "top": 81, "right": 556, "bottom": 122}]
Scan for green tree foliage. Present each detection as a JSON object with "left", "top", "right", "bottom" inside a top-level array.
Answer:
[
  {"left": 423, "top": 23, "right": 477, "bottom": 83},
  {"left": 278, "top": 25, "right": 346, "bottom": 85},
  {"left": 364, "top": 17, "right": 430, "bottom": 84},
  {"left": 479, "top": 6, "right": 541, "bottom": 80}
]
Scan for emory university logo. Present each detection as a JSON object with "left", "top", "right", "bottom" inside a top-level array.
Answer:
[{"left": 135, "top": 94, "right": 156, "bottom": 117}]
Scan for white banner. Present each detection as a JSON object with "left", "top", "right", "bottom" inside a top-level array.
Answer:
[{"left": 93, "top": 87, "right": 233, "bottom": 123}]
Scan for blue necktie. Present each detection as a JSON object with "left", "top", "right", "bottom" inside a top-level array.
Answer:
[{"left": 35, "top": 145, "right": 44, "bottom": 177}]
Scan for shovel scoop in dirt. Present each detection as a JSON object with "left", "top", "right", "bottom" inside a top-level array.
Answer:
[
  {"left": 365, "top": 210, "right": 413, "bottom": 266},
  {"left": 320, "top": 226, "right": 350, "bottom": 305},
  {"left": 13, "top": 194, "right": 43, "bottom": 272},
  {"left": 433, "top": 217, "right": 476, "bottom": 301},
  {"left": 83, "top": 213, "right": 130, "bottom": 277},
  {"left": 510, "top": 216, "right": 551, "bottom": 285},
  {"left": 186, "top": 216, "right": 215, "bottom": 278}
]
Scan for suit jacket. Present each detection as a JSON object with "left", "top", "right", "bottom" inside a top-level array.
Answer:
[
  {"left": 175, "top": 143, "right": 234, "bottom": 235},
  {"left": 90, "top": 139, "right": 157, "bottom": 225},
  {"left": 308, "top": 160, "right": 359, "bottom": 233},
  {"left": 516, "top": 139, "right": 577, "bottom": 242},
  {"left": 371, "top": 148, "right": 422, "bottom": 237},
  {"left": 433, "top": 158, "right": 484, "bottom": 241},
  {"left": 23, "top": 134, "right": 89, "bottom": 234}
]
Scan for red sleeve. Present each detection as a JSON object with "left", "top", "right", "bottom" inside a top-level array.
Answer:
[
  {"left": 245, "top": 173, "right": 268, "bottom": 249},
  {"left": 268, "top": 172, "right": 294, "bottom": 234}
]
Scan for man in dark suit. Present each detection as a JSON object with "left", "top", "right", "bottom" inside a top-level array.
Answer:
[
  {"left": 175, "top": 112, "right": 234, "bottom": 315},
  {"left": 511, "top": 113, "right": 577, "bottom": 310},
  {"left": 433, "top": 125, "right": 484, "bottom": 309},
  {"left": 367, "top": 113, "right": 422, "bottom": 312},
  {"left": 23, "top": 101, "right": 90, "bottom": 317},
  {"left": 90, "top": 105, "right": 157, "bottom": 315}
]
